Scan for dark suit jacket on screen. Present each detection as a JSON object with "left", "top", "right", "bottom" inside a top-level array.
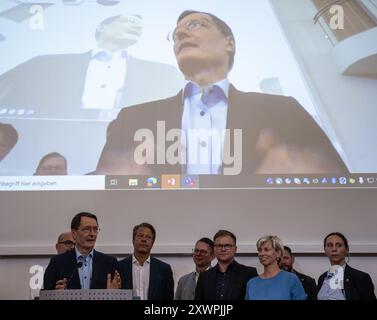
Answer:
[
  {"left": 317, "top": 264, "right": 376, "bottom": 300},
  {"left": 43, "top": 249, "right": 119, "bottom": 290},
  {"left": 0, "top": 52, "right": 183, "bottom": 119},
  {"left": 95, "top": 85, "right": 348, "bottom": 175},
  {"left": 119, "top": 255, "right": 174, "bottom": 300}
]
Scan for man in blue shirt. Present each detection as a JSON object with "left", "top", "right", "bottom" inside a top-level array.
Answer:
[
  {"left": 96, "top": 10, "right": 348, "bottom": 176},
  {"left": 43, "top": 212, "right": 121, "bottom": 290}
]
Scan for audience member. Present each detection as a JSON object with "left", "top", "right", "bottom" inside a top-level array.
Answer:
[
  {"left": 279, "top": 246, "right": 317, "bottom": 300},
  {"left": 195, "top": 229, "right": 257, "bottom": 300},
  {"left": 245, "top": 235, "right": 307, "bottom": 300},
  {"left": 119, "top": 222, "right": 174, "bottom": 300},
  {"left": 317, "top": 232, "right": 376, "bottom": 300},
  {"left": 175, "top": 237, "right": 215, "bottom": 300}
]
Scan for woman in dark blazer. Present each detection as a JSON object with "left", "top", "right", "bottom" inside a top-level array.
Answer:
[{"left": 317, "top": 232, "right": 376, "bottom": 300}]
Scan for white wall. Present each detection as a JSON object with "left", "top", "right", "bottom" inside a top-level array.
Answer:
[
  {"left": 0, "top": 254, "right": 376, "bottom": 299},
  {"left": 269, "top": 0, "right": 377, "bottom": 172}
]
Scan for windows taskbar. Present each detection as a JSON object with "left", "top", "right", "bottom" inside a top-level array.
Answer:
[
  {"left": 0, "top": 175, "right": 376, "bottom": 191},
  {"left": 105, "top": 174, "right": 377, "bottom": 190}
]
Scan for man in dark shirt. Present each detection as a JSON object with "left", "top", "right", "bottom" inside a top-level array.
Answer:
[{"left": 195, "top": 230, "right": 257, "bottom": 300}]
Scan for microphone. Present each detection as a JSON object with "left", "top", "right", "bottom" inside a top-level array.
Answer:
[{"left": 65, "top": 261, "right": 83, "bottom": 289}]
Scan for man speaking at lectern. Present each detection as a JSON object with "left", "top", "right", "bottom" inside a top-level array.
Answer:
[{"left": 43, "top": 212, "right": 121, "bottom": 290}]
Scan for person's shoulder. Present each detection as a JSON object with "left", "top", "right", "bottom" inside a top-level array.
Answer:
[
  {"left": 178, "top": 271, "right": 194, "bottom": 282},
  {"left": 234, "top": 260, "right": 257, "bottom": 273},
  {"left": 346, "top": 265, "right": 372, "bottom": 279},
  {"left": 199, "top": 265, "right": 216, "bottom": 277},
  {"left": 247, "top": 274, "right": 260, "bottom": 285},
  {"left": 282, "top": 270, "right": 300, "bottom": 281},
  {"left": 51, "top": 250, "right": 74, "bottom": 262},
  {"left": 116, "top": 93, "right": 181, "bottom": 118},
  {"left": 118, "top": 255, "right": 132, "bottom": 265},
  {"left": 29, "top": 51, "right": 91, "bottom": 64},
  {"left": 93, "top": 250, "right": 117, "bottom": 262},
  {"left": 230, "top": 85, "right": 296, "bottom": 104},
  {"left": 128, "top": 56, "right": 181, "bottom": 72},
  {"left": 295, "top": 270, "right": 316, "bottom": 283},
  {"left": 151, "top": 256, "right": 172, "bottom": 270}
]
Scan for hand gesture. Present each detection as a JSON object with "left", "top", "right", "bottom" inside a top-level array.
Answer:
[
  {"left": 55, "top": 278, "right": 67, "bottom": 290},
  {"left": 106, "top": 270, "right": 121, "bottom": 289}
]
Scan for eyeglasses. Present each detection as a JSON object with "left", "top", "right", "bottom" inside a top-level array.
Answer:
[
  {"left": 78, "top": 226, "right": 100, "bottom": 234},
  {"left": 167, "top": 18, "right": 212, "bottom": 42},
  {"left": 58, "top": 240, "right": 75, "bottom": 246},
  {"left": 192, "top": 249, "right": 210, "bottom": 256},
  {"left": 135, "top": 234, "right": 153, "bottom": 241},
  {"left": 214, "top": 244, "right": 235, "bottom": 250}
]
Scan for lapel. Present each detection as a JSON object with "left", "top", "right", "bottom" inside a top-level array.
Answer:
[
  {"left": 148, "top": 257, "right": 156, "bottom": 300},
  {"left": 121, "top": 55, "right": 136, "bottom": 107},
  {"left": 123, "top": 256, "right": 133, "bottom": 289},
  {"left": 222, "top": 85, "right": 256, "bottom": 174},
  {"left": 67, "top": 250, "right": 81, "bottom": 289},
  {"left": 90, "top": 250, "right": 99, "bottom": 289},
  {"left": 74, "top": 50, "right": 92, "bottom": 94},
  {"left": 343, "top": 264, "right": 352, "bottom": 299}
]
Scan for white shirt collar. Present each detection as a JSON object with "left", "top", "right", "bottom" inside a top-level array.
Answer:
[
  {"left": 132, "top": 254, "right": 151, "bottom": 266},
  {"left": 75, "top": 247, "right": 94, "bottom": 259},
  {"left": 183, "top": 78, "right": 229, "bottom": 101},
  {"left": 91, "top": 47, "right": 129, "bottom": 60}
]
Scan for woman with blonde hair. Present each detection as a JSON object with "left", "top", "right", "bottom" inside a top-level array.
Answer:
[{"left": 245, "top": 235, "right": 306, "bottom": 300}]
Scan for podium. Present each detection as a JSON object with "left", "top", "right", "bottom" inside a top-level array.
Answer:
[{"left": 39, "top": 289, "right": 133, "bottom": 300}]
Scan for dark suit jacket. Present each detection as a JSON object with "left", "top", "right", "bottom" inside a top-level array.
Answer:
[
  {"left": 318, "top": 264, "right": 376, "bottom": 300},
  {"left": 195, "top": 260, "right": 258, "bottom": 300},
  {"left": 119, "top": 255, "right": 174, "bottom": 300},
  {"left": 96, "top": 85, "right": 348, "bottom": 175},
  {"left": 0, "top": 52, "right": 183, "bottom": 119},
  {"left": 294, "top": 270, "right": 317, "bottom": 300},
  {"left": 43, "top": 249, "right": 119, "bottom": 290}
]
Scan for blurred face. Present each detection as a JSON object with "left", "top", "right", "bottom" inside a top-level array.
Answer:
[
  {"left": 36, "top": 156, "right": 67, "bottom": 175},
  {"left": 279, "top": 249, "right": 294, "bottom": 272},
  {"left": 98, "top": 14, "right": 143, "bottom": 48},
  {"left": 173, "top": 13, "right": 234, "bottom": 76},
  {"left": 133, "top": 226, "right": 154, "bottom": 256},
  {"left": 72, "top": 217, "right": 99, "bottom": 253},
  {"left": 324, "top": 235, "right": 348, "bottom": 266},
  {"left": 192, "top": 241, "right": 214, "bottom": 268},
  {"left": 258, "top": 241, "right": 281, "bottom": 267},
  {"left": 214, "top": 235, "right": 236, "bottom": 263},
  {"left": 56, "top": 232, "right": 75, "bottom": 255},
  {"left": 0, "top": 131, "right": 12, "bottom": 161}
]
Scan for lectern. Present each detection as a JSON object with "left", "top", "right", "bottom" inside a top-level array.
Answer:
[{"left": 39, "top": 289, "right": 133, "bottom": 300}]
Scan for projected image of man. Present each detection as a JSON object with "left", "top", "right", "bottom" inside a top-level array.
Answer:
[
  {"left": 96, "top": 10, "right": 348, "bottom": 175},
  {"left": 0, "top": 14, "right": 183, "bottom": 119}
]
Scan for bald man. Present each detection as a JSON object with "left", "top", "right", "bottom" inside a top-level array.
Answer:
[{"left": 55, "top": 232, "right": 75, "bottom": 254}]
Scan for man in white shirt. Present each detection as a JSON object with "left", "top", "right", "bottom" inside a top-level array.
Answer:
[
  {"left": 0, "top": 14, "right": 183, "bottom": 120},
  {"left": 118, "top": 222, "right": 174, "bottom": 300}
]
